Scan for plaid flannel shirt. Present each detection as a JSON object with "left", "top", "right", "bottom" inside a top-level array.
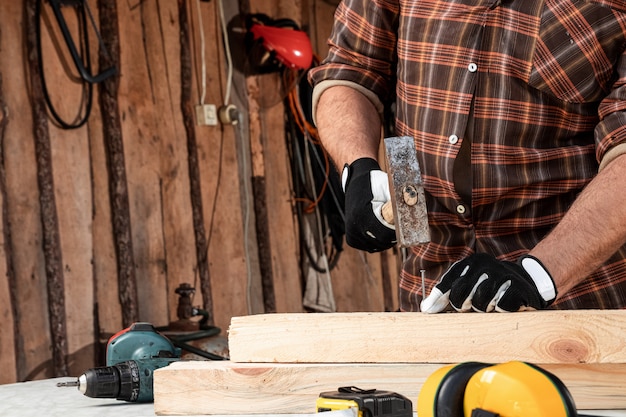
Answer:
[{"left": 309, "top": 0, "right": 626, "bottom": 310}]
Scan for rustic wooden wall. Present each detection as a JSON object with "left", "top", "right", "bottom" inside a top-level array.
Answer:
[{"left": 0, "top": 0, "right": 398, "bottom": 384}]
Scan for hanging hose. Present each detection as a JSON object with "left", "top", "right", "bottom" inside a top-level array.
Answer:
[
  {"left": 163, "top": 324, "right": 227, "bottom": 361},
  {"left": 35, "top": 0, "right": 116, "bottom": 129},
  {"left": 155, "top": 325, "right": 227, "bottom": 361}
]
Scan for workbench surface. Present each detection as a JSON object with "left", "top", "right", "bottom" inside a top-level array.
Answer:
[{"left": 0, "top": 377, "right": 624, "bottom": 417}]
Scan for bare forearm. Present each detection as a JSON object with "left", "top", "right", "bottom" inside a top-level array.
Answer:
[
  {"left": 530, "top": 153, "right": 626, "bottom": 298},
  {"left": 315, "top": 86, "right": 383, "bottom": 169}
]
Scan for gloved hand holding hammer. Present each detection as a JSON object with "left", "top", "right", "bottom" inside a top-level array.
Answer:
[
  {"left": 341, "top": 157, "right": 396, "bottom": 252},
  {"left": 340, "top": 136, "right": 430, "bottom": 253}
]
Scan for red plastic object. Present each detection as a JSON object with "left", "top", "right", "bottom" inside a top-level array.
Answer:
[{"left": 250, "top": 24, "right": 313, "bottom": 70}]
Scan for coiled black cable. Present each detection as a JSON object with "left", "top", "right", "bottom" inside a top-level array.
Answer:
[{"left": 35, "top": 0, "right": 93, "bottom": 129}]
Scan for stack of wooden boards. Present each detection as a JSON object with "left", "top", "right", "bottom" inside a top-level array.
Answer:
[{"left": 154, "top": 311, "right": 626, "bottom": 415}]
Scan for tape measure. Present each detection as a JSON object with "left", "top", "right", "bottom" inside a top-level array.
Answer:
[{"left": 317, "top": 386, "right": 412, "bottom": 417}]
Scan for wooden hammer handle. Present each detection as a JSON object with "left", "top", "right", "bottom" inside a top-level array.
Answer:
[{"left": 381, "top": 200, "right": 394, "bottom": 225}]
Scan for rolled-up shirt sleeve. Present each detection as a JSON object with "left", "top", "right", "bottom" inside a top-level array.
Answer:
[
  {"left": 596, "top": 50, "right": 626, "bottom": 170},
  {"left": 308, "top": 0, "right": 399, "bottom": 120}
]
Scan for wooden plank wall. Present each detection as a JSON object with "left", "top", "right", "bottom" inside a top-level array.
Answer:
[{"left": 0, "top": 0, "right": 398, "bottom": 384}]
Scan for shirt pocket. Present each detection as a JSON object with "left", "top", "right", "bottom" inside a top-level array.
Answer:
[{"left": 528, "top": 0, "right": 626, "bottom": 103}]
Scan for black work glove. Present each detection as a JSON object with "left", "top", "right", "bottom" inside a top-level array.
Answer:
[
  {"left": 420, "top": 253, "right": 557, "bottom": 313},
  {"left": 342, "top": 158, "right": 396, "bottom": 252}
]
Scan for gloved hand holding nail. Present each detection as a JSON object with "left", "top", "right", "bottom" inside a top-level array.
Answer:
[{"left": 420, "top": 253, "right": 557, "bottom": 313}]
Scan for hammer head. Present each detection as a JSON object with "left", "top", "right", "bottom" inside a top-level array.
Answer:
[{"left": 384, "top": 136, "right": 430, "bottom": 247}]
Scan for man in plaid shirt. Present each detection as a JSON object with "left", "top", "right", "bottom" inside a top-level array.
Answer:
[{"left": 308, "top": 0, "right": 626, "bottom": 312}]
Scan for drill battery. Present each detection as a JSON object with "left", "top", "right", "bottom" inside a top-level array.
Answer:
[{"left": 317, "top": 386, "right": 412, "bottom": 417}]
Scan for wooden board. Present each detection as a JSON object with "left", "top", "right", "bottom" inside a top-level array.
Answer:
[
  {"left": 207, "top": 0, "right": 265, "bottom": 327},
  {"left": 153, "top": 360, "right": 626, "bottom": 414},
  {"left": 0, "top": 1, "right": 20, "bottom": 384},
  {"left": 144, "top": 0, "right": 198, "bottom": 326},
  {"left": 1, "top": 0, "right": 54, "bottom": 381},
  {"left": 228, "top": 311, "right": 626, "bottom": 364}
]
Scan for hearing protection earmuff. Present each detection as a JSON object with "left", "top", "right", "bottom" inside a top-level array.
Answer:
[{"left": 417, "top": 361, "right": 578, "bottom": 417}]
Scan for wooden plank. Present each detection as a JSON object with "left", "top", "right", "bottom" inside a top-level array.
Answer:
[
  {"left": 7, "top": 0, "right": 56, "bottom": 381},
  {"left": 0, "top": 269, "right": 16, "bottom": 383},
  {"left": 117, "top": 2, "right": 169, "bottom": 326},
  {"left": 88, "top": 9, "right": 124, "bottom": 341},
  {"left": 311, "top": 0, "right": 336, "bottom": 58},
  {"left": 249, "top": 74, "right": 303, "bottom": 313},
  {"left": 44, "top": 3, "right": 95, "bottom": 376},
  {"left": 90, "top": 104, "right": 125, "bottom": 340},
  {"left": 52, "top": 119, "right": 95, "bottom": 377},
  {"left": 0, "top": 3, "right": 18, "bottom": 385},
  {"left": 246, "top": 0, "right": 308, "bottom": 315},
  {"left": 247, "top": 74, "right": 279, "bottom": 313},
  {"left": 331, "top": 251, "right": 387, "bottom": 312},
  {"left": 153, "top": 361, "right": 626, "bottom": 414},
  {"left": 0, "top": 100, "right": 16, "bottom": 382},
  {"left": 99, "top": 0, "right": 140, "bottom": 327},
  {"left": 228, "top": 311, "right": 626, "bottom": 364},
  {"left": 147, "top": 0, "right": 199, "bottom": 325},
  {"left": 202, "top": 0, "right": 263, "bottom": 330}
]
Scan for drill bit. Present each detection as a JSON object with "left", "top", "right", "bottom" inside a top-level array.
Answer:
[{"left": 57, "top": 380, "right": 79, "bottom": 388}]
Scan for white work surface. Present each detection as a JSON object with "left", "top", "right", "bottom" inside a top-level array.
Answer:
[{"left": 0, "top": 377, "right": 625, "bottom": 417}]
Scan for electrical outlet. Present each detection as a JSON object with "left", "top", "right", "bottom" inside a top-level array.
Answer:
[{"left": 195, "top": 104, "right": 218, "bottom": 126}]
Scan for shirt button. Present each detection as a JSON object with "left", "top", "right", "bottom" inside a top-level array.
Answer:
[
  {"left": 448, "top": 134, "right": 459, "bottom": 145},
  {"left": 468, "top": 63, "right": 478, "bottom": 72},
  {"left": 456, "top": 204, "right": 466, "bottom": 214}
]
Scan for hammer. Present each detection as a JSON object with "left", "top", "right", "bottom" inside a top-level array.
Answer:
[{"left": 380, "top": 136, "right": 430, "bottom": 247}]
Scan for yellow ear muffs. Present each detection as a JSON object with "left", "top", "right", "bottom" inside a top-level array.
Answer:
[
  {"left": 463, "top": 361, "right": 578, "bottom": 417},
  {"left": 417, "top": 362, "right": 492, "bottom": 417},
  {"left": 417, "top": 364, "right": 456, "bottom": 417}
]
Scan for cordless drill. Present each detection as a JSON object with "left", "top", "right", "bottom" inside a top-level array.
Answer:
[{"left": 58, "top": 322, "right": 181, "bottom": 402}]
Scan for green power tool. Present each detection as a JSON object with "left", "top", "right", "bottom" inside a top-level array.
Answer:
[{"left": 58, "top": 322, "right": 181, "bottom": 402}]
